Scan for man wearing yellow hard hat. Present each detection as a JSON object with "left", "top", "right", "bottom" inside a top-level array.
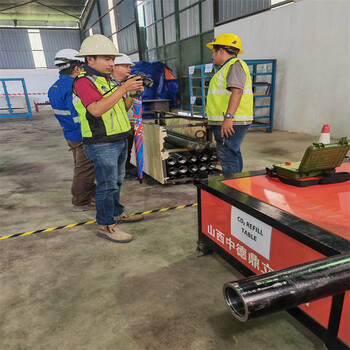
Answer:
[
  {"left": 206, "top": 33, "right": 253, "bottom": 175},
  {"left": 73, "top": 34, "right": 144, "bottom": 244}
]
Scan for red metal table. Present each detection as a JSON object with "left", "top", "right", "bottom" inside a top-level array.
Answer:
[{"left": 196, "top": 162, "right": 350, "bottom": 349}]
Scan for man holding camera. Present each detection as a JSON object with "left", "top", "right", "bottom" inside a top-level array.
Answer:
[{"left": 73, "top": 34, "right": 144, "bottom": 243}]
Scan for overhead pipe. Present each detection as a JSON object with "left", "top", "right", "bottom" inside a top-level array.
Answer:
[{"left": 223, "top": 252, "right": 350, "bottom": 322}]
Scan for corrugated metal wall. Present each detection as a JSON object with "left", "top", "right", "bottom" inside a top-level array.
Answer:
[
  {"left": 0, "top": 28, "right": 81, "bottom": 69},
  {"left": 40, "top": 29, "right": 81, "bottom": 68},
  {"left": 217, "top": 0, "right": 270, "bottom": 23},
  {"left": 0, "top": 29, "right": 34, "bottom": 69}
]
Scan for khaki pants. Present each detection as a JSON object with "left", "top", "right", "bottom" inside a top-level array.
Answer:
[{"left": 67, "top": 140, "right": 95, "bottom": 206}]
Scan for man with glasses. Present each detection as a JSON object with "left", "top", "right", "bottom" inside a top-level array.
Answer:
[
  {"left": 48, "top": 49, "right": 96, "bottom": 212},
  {"left": 111, "top": 54, "right": 144, "bottom": 179}
]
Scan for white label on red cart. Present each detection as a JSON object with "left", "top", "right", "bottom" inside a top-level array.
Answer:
[{"left": 230, "top": 206, "right": 272, "bottom": 260}]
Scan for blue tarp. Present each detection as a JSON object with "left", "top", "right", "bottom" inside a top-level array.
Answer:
[{"left": 131, "top": 61, "right": 180, "bottom": 117}]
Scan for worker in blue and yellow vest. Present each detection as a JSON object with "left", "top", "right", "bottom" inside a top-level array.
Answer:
[
  {"left": 206, "top": 33, "right": 253, "bottom": 175},
  {"left": 48, "top": 49, "right": 96, "bottom": 212},
  {"left": 73, "top": 34, "right": 144, "bottom": 244}
]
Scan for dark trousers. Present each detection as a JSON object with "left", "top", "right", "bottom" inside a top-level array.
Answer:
[{"left": 67, "top": 140, "right": 95, "bottom": 206}]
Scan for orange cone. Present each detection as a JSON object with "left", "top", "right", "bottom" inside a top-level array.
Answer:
[{"left": 318, "top": 124, "right": 330, "bottom": 144}]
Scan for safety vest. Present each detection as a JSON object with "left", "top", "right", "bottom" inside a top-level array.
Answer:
[
  {"left": 206, "top": 58, "right": 253, "bottom": 122},
  {"left": 73, "top": 71, "right": 131, "bottom": 145}
]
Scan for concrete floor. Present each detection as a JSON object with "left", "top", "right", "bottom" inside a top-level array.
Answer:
[{"left": 0, "top": 110, "right": 327, "bottom": 350}]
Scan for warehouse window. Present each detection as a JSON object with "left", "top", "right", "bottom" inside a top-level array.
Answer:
[
  {"left": 117, "top": 0, "right": 135, "bottom": 29},
  {"left": 162, "top": 0, "right": 174, "bottom": 16},
  {"left": 146, "top": 24, "right": 156, "bottom": 49},
  {"left": 164, "top": 14, "right": 176, "bottom": 44},
  {"left": 144, "top": 0, "right": 154, "bottom": 26},
  {"left": 156, "top": 20, "right": 163, "bottom": 46},
  {"left": 179, "top": 5, "right": 200, "bottom": 40},
  {"left": 27, "top": 29, "right": 46, "bottom": 68},
  {"left": 154, "top": 0, "right": 162, "bottom": 20},
  {"left": 202, "top": 0, "right": 214, "bottom": 32},
  {"left": 179, "top": 0, "right": 197, "bottom": 11},
  {"left": 81, "top": 0, "right": 138, "bottom": 55},
  {"left": 101, "top": 14, "right": 112, "bottom": 37},
  {"left": 117, "top": 23, "right": 138, "bottom": 54}
]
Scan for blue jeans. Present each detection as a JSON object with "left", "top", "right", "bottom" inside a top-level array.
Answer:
[
  {"left": 211, "top": 124, "right": 250, "bottom": 175},
  {"left": 84, "top": 139, "right": 128, "bottom": 226}
]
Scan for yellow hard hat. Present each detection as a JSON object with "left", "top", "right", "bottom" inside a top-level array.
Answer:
[
  {"left": 206, "top": 33, "right": 243, "bottom": 54},
  {"left": 76, "top": 34, "right": 122, "bottom": 57}
]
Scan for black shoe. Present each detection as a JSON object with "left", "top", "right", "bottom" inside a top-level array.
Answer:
[{"left": 124, "top": 172, "right": 138, "bottom": 181}]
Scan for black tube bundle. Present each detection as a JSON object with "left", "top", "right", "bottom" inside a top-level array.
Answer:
[{"left": 223, "top": 252, "right": 350, "bottom": 322}]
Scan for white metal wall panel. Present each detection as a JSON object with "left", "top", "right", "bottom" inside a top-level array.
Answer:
[
  {"left": 40, "top": 29, "right": 81, "bottom": 68},
  {"left": 218, "top": 0, "right": 270, "bottom": 23},
  {"left": 0, "top": 29, "right": 34, "bottom": 69}
]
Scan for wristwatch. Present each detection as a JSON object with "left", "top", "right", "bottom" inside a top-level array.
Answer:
[{"left": 224, "top": 113, "right": 234, "bottom": 119}]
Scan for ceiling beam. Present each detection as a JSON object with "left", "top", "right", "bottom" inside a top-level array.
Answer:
[
  {"left": 0, "top": 0, "right": 36, "bottom": 12},
  {"left": 35, "top": 1, "right": 80, "bottom": 20}
]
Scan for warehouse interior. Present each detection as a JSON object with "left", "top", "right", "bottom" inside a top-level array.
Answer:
[{"left": 0, "top": 0, "right": 349, "bottom": 349}]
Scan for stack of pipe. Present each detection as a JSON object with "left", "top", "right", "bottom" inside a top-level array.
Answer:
[{"left": 164, "top": 131, "right": 219, "bottom": 180}]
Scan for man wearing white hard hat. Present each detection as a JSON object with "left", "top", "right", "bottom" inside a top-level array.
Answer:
[
  {"left": 48, "top": 49, "right": 96, "bottom": 212},
  {"left": 73, "top": 34, "right": 144, "bottom": 244},
  {"left": 111, "top": 54, "right": 144, "bottom": 180}
]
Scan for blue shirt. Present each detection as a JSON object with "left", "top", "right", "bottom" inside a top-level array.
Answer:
[{"left": 48, "top": 74, "right": 82, "bottom": 141}]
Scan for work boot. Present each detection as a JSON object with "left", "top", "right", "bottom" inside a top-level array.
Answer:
[
  {"left": 97, "top": 224, "right": 133, "bottom": 243},
  {"left": 72, "top": 202, "right": 96, "bottom": 212},
  {"left": 114, "top": 212, "right": 143, "bottom": 224}
]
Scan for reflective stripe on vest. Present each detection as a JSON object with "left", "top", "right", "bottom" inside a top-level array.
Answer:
[
  {"left": 53, "top": 109, "right": 71, "bottom": 115},
  {"left": 73, "top": 72, "right": 131, "bottom": 141},
  {"left": 206, "top": 58, "right": 253, "bottom": 122}
]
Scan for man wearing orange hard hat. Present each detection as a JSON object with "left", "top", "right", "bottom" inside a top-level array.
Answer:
[{"left": 206, "top": 33, "right": 253, "bottom": 175}]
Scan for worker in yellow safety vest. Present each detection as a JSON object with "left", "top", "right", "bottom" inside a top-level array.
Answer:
[
  {"left": 73, "top": 34, "right": 144, "bottom": 244},
  {"left": 206, "top": 33, "right": 253, "bottom": 175}
]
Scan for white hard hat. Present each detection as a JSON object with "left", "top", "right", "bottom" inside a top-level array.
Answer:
[
  {"left": 54, "top": 49, "right": 84, "bottom": 70},
  {"left": 76, "top": 34, "right": 121, "bottom": 57},
  {"left": 114, "top": 53, "right": 135, "bottom": 66}
]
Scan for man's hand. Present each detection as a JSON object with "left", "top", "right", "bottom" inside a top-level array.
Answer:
[
  {"left": 221, "top": 117, "right": 235, "bottom": 137},
  {"left": 122, "top": 76, "right": 143, "bottom": 93}
]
